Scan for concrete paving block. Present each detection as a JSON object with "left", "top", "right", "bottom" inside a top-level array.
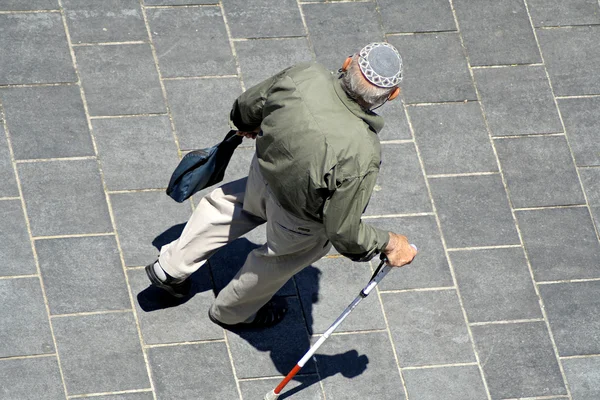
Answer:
[
  {"left": 528, "top": 0, "right": 600, "bottom": 27},
  {"left": 559, "top": 97, "right": 600, "bottom": 166},
  {"left": 1, "top": 86, "right": 93, "bottom": 160},
  {"left": 0, "top": 13, "right": 76, "bottom": 84},
  {"left": 18, "top": 159, "right": 113, "bottom": 236},
  {"left": 0, "top": 278, "right": 54, "bottom": 358},
  {"left": 75, "top": 44, "right": 164, "bottom": 116},
  {"left": 36, "top": 235, "right": 131, "bottom": 315},
  {"left": 474, "top": 66, "right": 562, "bottom": 136},
  {"left": 408, "top": 102, "right": 498, "bottom": 175},
  {"left": 540, "top": 281, "right": 600, "bottom": 357},
  {"left": 495, "top": 135, "right": 584, "bottom": 208},
  {"left": 302, "top": 2, "right": 384, "bottom": 71},
  {"left": 147, "top": 6, "right": 236, "bottom": 77},
  {"left": 0, "top": 200, "right": 36, "bottom": 276},
  {"left": 93, "top": 115, "right": 179, "bottom": 191},
  {"left": 562, "top": 356, "right": 600, "bottom": 400},
  {"left": 165, "top": 77, "right": 241, "bottom": 150},
  {"left": 387, "top": 33, "right": 476, "bottom": 104},
  {"left": 0, "top": 356, "right": 64, "bottom": 400},
  {"left": 377, "top": 0, "right": 456, "bottom": 33},
  {"left": 368, "top": 215, "right": 453, "bottom": 291},
  {"left": 450, "top": 247, "right": 542, "bottom": 323},
  {"left": 516, "top": 208, "right": 600, "bottom": 281},
  {"left": 429, "top": 175, "right": 520, "bottom": 248},
  {"left": 453, "top": 0, "right": 541, "bottom": 66},
  {"left": 471, "top": 321, "right": 566, "bottom": 399},
  {"left": 537, "top": 26, "right": 600, "bottom": 96},
  {"left": 53, "top": 312, "right": 150, "bottom": 395},
  {"left": 62, "top": 0, "right": 147, "bottom": 44},
  {"left": 403, "top": 365, "right": 487, "bottom": 400},
  {"left": 382, "top": 290, "right": 475, "bottom": 367},
  {"left": 367, "top": 143, "right": 431, "bottom": 216},
  {"left": 376, "top": 99, "right": 412, "bottom": 141},
  {"left": 222, "top": 0, "right": 305, "bottom": 39}
]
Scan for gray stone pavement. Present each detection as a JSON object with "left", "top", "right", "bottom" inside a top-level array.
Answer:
[{"left": 0, "top": 0, "right": 599, "bottom": 399}]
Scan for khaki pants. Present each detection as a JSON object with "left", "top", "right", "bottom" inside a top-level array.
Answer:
[{"left": 158, "top": 156, "right": 332, "bottom": 324}]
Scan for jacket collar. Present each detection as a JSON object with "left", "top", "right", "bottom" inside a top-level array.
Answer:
[{"left": 332, "top": 74, "right": 385, "bottom": 134}]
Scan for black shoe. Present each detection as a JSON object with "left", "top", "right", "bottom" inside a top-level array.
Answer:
[
  {"left": 145, "top": 261, "right": 191, "bottom": 298},
  {"left": 208, "top": 297, "right": 288, "bottom": 330}
]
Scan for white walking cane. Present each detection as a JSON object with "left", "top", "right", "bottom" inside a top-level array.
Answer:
[{"left": 264, "top": 244, "right": 417, "bottom": 400}]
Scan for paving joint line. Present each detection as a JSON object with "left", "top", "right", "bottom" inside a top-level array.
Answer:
[
  {"left": 33, "top": 232, "right": 115, "bottom": 241},
  {"left": 144, "top": 4, "right": 219, "bottom": 9},
  {"left": 537, "top": 23, "right": 600, "bottom": 29},
  {"left": 379, "top": 286, "right": 455, "bottom": 294},
  {"left": 470, "top": 63, "right": 545, "bottom": 69},
  {"left": 0, "top": 82, "right": 77, "bottom": 88},
  {"left": 362, "top": 212, "right": 435, "bottom": 219},
  {"left": 401, "top": 361, "right": 479, "bottom": 370},
  {"left": 427, "top": 171, "right": 500, "bottom": 178},
  {"left": 469, "top": 318, "right": 545, "bottom": 326},
  {"left": 231, "top": 36, "right": 308, "bottom": 41},
  {"left": 295, "top": 0, "right": 318, "bottom": 63},
  {"left": 0, "top": 274, "right": 39, "bottom": 280},
  {"left": 503, "top": 396, "right": 569, "bottom": 400},
  {"left": 555, "top": 93, "right": 600, "bottom": 99},
  {"left": 0, "top": 98, "right": 70, "bottom": 398},
  {"left": 513, "top": 204, "right": 588, "bottom": 211},
  {"left": 385, "top": 30, "right": 458, "bottom": 36},
  {"left": 67, "top": 388, "right": 153, "bottom": 399},
  {"left": 0, "top": 353, "right": 56, "bottom": 361},
  {"left": 61, "top": 1, "right": 159, "bottom": 397},
  {"left": 50, "top": 309, "right": 133, "bottom": 319},
  {"left": 71, "top": 41, "right": 148, "bottom": 47},
  {"left": 0, "top": 9, "right": 60, "bottom": 14},
  {"left": 89, "top": 113, "right": 169, "bottom": 119},
  {"left": 15, "top": 156, "right": 97, "bottom": 163},
  {"left": 161, "top": 74, "right": 238, "bottom": 81},
  {"left": 236, "top": 373, "right": 318, "bottom": 382},
  {"left": 311, "top": 328, "right": 389, "bottom": 337},
  {"left": 536, "top": 277, "right": 600, "bottom": 285},
  {"left": 0, "top": 196, "right": 20, "bottom": 201},
  {"left": 560, "top": 353, "right": 600, "bottom": 360},
  {"left": 108, "top": 188, "right": 165, "bottom": 194},
  {"left": 380, "top": 139, "right": 414, "bottom": 144},
  {"left": 577, "top": 165, "right": 600, "bottom": 170},
  {"left": 405, "top": 99, "right": 475, "bottom": 106},
  {"left": 492, "top": 132, "right": 565, "bottom": 139},
  {"left": 144, "top": 339, "right": 226, "bottom": 349},
  {"left": 446, "top": 244, "right": 522, "bottom": 252}
]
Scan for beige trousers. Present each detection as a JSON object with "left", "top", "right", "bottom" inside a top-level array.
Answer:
[{"left": 158, "top": 156, "right": 332, "bottom": 324}]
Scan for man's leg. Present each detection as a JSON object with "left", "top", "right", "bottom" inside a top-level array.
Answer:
[
  {"left": 210, "top": 191, "right": 332, "bottom": 325},
  {"left": 157, "top": 177, "right": 265, "bottom": 281}
]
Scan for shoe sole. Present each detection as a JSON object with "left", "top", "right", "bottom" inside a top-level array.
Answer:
[{"left": 145, "top": 263, "right": 186, "bottom": 298}]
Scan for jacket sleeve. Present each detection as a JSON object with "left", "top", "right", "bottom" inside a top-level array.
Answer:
[
  {"left": 229, "top": 67, "right": 291, "bottom": 132},
  {"left": 322, "top": 171, "right": 390, "bottom": 262}
]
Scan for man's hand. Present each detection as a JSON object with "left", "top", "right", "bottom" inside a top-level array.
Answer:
[
  {"left": 383, "top": 232, "right": 417, "bottom": 267},
  {"left": 236, "top": 126, "right": 261, "bottom": 139}
]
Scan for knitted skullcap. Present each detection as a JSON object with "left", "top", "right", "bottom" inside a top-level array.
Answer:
[{"left": 358, "top": 42, "right": 403, "bottom": 88}]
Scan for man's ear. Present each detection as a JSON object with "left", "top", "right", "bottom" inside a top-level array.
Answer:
[
  {"left": 388, "top": 87, "right": 400, "bottom": 101},
  {"left": 341, "top": 56, "right": 352, "bottom": 72}
]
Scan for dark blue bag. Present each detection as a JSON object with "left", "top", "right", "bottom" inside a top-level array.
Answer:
[{"left": 166, "top": 130, "right": 243, "bottom": 202}]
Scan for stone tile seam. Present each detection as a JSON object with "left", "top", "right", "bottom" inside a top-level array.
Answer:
[
  {"left": 469, "top": 318, "right": 545, "bottom": 326},
  {"left": 0, "top": 99, "right": 70, "bottom": 398},
  {"left": 503, "top": 396, "right": 569, "bottom": 400},
  {"left": 406, "top": 99, "right": 477, "bottom": 106},
  {"left": 33, "top": 232, "right": 116, "bottom": 241},
  {"left": 513, "top": 204, "right": 588, "bottom": 212},
  {"left": 523, "top": 0, "right": 600, "bottom": 246},
  {"left": 556, "top": 94, "right": 600, "bottom": 99},
  {"left": 50, "top": 309, "right": 133, "bottom": 319},
  {"left": 144, "top": 339, "right": 226, "bottom": 349},
  {"left": 536, "top": 277, "right": 600, "bottom": 285},
  {"left": 231, "top": 35, "right": 308, "bottom": 42},
  {"left": 0, "top": 10, "right": 60, "bottom": 14},
  {"left": 15, "top": 156, "right": 97, "bottom": 164},
  {"left": 427, "top": 171, "right": 500, "bottom": 178},
  {"left": 0, "top": 274, "right": 39, "bottom": 280},
  {"left": 89, "top": 113, "right": 168, "bottom": 119},
  {"left": 492, "top": 132, "right": 566, "bottom": 139},
  {"left": 385, "top": 30, "right": 458, "bottom": 36},
  {"left": 108, "top": 188, "right": 165, "bottom": 194},
  {"left": 537, "top": 23, "right": 600, "bottom": 30},
  {"left": 144, "top": 4, "right": 219, "bottom": 9},
  {"left": 236, "top": 373, "right": 318, "bottom": 382},
  {"left": 362, "top": 212, "right": 435, "bottom": 219},
  {"left": 67, "top": 388, "right": 153, "bottom": 399},
  {"left": 0, "top": 196, "right": 20, "bottom": 201},
  {"left": 560, "top": 353, "right": 600, "bottom": 360},
  {"left": 401, "top": 361, "right": 479, "bottom": 370},
  {"left": 578, "top": 165, "right": 600, "bottom": 170},
  {"left": 446, "top": 244, "right": 523, "bottom": 252},
  {"left": 471, "top": 63, "right": 545, "bottom": 69},
  {"left": 294, "top": 0, "right": 320, "bottom": 63},
  {"left": 311, "top": 328, "right": 389, "bottom": 337},
  {"left": 379, "top": 139, "right": 414, "bottom": 144},
  {"left": 71, "top": 41, "right": 148, "bottom": 47},
  {"left": 162, "top": 75, "right": 238, "bottom": 81},
  {"left": 379, "top": 286, "right": 455, "bottom": 294},
  {"left": 0, "top": 353, "right": 56, "bottom": 362},
  {"left": 58, "top": 1, "right": 158, "bottom": 397},
  {"left": 300, "top": 0, "right": 374, "bottom": 3},
  {"left": 0, "top": 82, "right": 78, "bottom": 88}
]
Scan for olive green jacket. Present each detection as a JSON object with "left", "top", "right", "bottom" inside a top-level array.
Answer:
[{"left": 229, "top": 62, "right": 389, "bottom": 261}]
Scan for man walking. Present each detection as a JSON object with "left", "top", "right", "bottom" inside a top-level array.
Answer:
[{"left": 146, "top": 42, "right": 417, "bottom": 329}]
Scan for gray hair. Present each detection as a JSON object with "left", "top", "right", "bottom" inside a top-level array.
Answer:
[{"left": 340, "top": 55, "right": 395, "bottom": 110}]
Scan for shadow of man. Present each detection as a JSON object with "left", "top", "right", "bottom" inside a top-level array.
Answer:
[{"left": 140, "top": 225, "right": 369, "bottom": 398}]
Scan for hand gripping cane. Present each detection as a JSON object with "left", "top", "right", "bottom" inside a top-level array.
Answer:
[{"left": 264, "top": 244, "right": 417, "bottom": 400}]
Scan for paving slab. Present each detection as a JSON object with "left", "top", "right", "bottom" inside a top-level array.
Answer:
[
  {"left": 0, "top": 356, "right": 64, "bottom": 400},
  {"left": 429, "top": 174, "right": 520, "bottom": 248},
  {"left": 0, "top": 0, "right": 57, "bottom": 10},
  {"left": 165, "top": 77, "right": 242, "bottom": 150},
  {"left": 36, "top": 235, "right": 130, "bottom": 315},
  {"left": 558, "top": 97, "right": 600, "bottom": 166},
  {"left": 147, "top": 6, "right": 236, "bottom": 77},
  {"left": 366, "top": 143, "right": 431, "bottom": 216},
  {"left": 302, "top": 2, "right": 384, "bottom": 71},
  {"left": 75, "top": 44, "right": 165, "bottom": 116},
  {"left": 295, "top": 257, "right": 386, "bottom": 334},
  {"left": 129, "top": 267, "right": 223, "bottom": 345},
  {"left": 53, "top": 312, "right": 150, "bottom": 395},
  {"left": 382, "top": 290, "right": 475, "bottom": 367},
  {"left": 235, "top": 38, "right": 313, "bottom": 88},
  {"left": 0, "top": 13, "right": 76, "bottom": 85},
  {"left": 93, "top": 393, "right": 154, "bottom": 400},
  {"left": 18, "top": 159, "right": 113, "bottom": 237},
  {"left": 472, "top": 321, "right": 567, "bottom": 399},
  {"left": 222, "top": 0, "right": 305, "bottom": 39},
  {"left": 0, "top": 200, "right": 36, "bottom": 276},
  {"left": 0, "top": 122, "right": 18, "bottom": 197},
  {"left": 516, "top": 207, "right": 600, "bottom": 281},
  {"left": 474, "top": 66, "right": 562, "bottom": 136},
  {"left": 368, "top": 216, "right": 453, "bottom": 291},
  {"left": 376, "top": 99, "right": 412, "bottom": 141},
  {"left": 0, "top": 85, "right": 94, "bottom": 160},
  {"left": 408, "top": 102, "right": 498, "bottom": 175},
  {"left": 387, "top": 33, "right": 476, "bottom": 104},
  {"left": 377, "top": 0, "right": 456, "bottom": 33},
  {"left": 562, "top": 356, "right": 600, "bottom": 400},
  {"left": 453, "top": 0, "right": 541, "bottom": 66},
  {"left": 110, "top": 191, "right": 192, "bottom": 266},
  {"left": 495, "top": 135, "right": 584, "bottom": 208},
  {"left": 580, "top": 168, "right": 600, "bottom": 205},
  {"left": 450, "top": 247, "right": 542, "bottom": 323},
  {"left": 537, "top": 26, "right": 600, "bottom": 96},
  {"left": 539, "top": 281, "right": 600, "bottom": 357},
  {"left": 92, "top": 115, "right": 179, "bottom": 190},
  {"left": 317, "top": 332, "right": 406, "bottom": 400},
  {"left": 62, "top": 0, "right": 147, "bottom": 44},
  {"left": 0, "top": 277, "right": 54, "bottom": 358},
  {"left": 148, "top": 342, "right": 238, "bottom": 400},
  {"left": 403, "top": 365, "right": 487, "bottom": 400},
  {"left": 527, "top": 0, "right": 600, "bottom": 26}
]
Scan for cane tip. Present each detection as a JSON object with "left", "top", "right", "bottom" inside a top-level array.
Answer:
[{"left": 264, "top": 389, "right": 279, "bottom": 400}]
